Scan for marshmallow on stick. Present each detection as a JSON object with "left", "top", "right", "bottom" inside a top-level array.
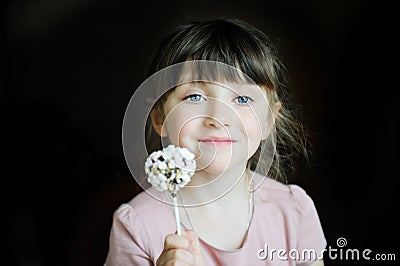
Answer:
[{"left": 145, "top": 144, "right": 196, "bottom": 235}]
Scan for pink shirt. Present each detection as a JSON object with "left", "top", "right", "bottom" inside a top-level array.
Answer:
[{"left": 105, "top": 174, "right": 326, "bottom": 265}]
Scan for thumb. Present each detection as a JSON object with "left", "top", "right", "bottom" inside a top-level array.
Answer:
[{"left": 183, "top": 230, "right": 206, "bottom": 266}]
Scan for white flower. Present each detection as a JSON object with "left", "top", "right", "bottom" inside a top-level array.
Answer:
[
  {"left": 163, "top": 145, "right": 175, "bottom": 157},
  {"left": 185, "top": 160, "right": 196, "bottom": 171},
  {"left": 156, "top": 160, "right": 168, "bottom": 170},
  {"left": 158, "top": 181, "right": 168, "bottom": 192},
  {"left": 169, "top": 172, "right": 176, "bottom": 182},
  {"left": 173, "top": 157, "right": 185, "bottom": 169},
  {"left": 156, "top": 173, "right": 167, "bottom": 182},
  {"left": 180, "top": 172, "right": 191, "bottom": 183},
  {"left": 168, "top": 162, "right": 176, "bottom": 169},
  {"left": 145, "top": 158, "right": 153, "bottom": 168},
  {"left": 181, "top": 148, "right": 195, "bottom": 160},
  {"left": 150, "top": 150, "right": 163, "bottom": 161},
  {"left": 144, "top": 145, "right": 196, "bottom": 194}
]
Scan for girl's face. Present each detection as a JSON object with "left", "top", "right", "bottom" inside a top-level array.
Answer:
[{"left": 153, "top": 81, "right": 274, "bottom": 176}]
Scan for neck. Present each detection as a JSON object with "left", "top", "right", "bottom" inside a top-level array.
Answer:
[{"left": 178, "top": 163, "right": 251, "bottom": 207}]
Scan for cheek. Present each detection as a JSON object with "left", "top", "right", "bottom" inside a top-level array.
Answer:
[
  {"left": 246, "top": 114, "right": 263, "bottom": 135},
  {"left": 170, "top": 120, "right": 202, "bottom": 159},
  {"left": 239, "top": 109, "right": 264, "bottom": 138},
  {"left": 239, "top": 109, "right": 267, "bottom": 156},
  {"left": 251, "top": 103, "right": 274, "bottom": 140},
  {"left": 245, "top": 120, "right": 262, "bottom": 155},
  {"left": 177, "top": 122, "right": 197, "bottom": 144},
  {"left": 162, "top": 106, "right": 200, "bottom": 146}
]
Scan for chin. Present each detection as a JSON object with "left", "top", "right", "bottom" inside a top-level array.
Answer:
[{"left": 203, "top": 159, "right": 247, "bottom": 176}]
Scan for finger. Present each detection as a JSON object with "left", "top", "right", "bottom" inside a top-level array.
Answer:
[
  {"left": 162, "top": 249, "right": 195, "bottom": 265},
  {"left": 182, "top": 230, "right": 199, "bottom": 250},
  {"left": 183, "top": 230, "right": 206, "bottom": 265},
  {"left": 164, "top": 234, "right": 191, "bottom": 251}
]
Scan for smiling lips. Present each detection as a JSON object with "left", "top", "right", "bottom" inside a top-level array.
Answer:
[{"left": 199, "top": 137, "right": 237, "bottom": 146}]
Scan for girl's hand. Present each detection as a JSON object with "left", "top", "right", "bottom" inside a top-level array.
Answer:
[{"left": 156, "top": 230, "right": 206, "bottom": 266}]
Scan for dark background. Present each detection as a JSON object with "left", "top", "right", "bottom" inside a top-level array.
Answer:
[{"left": 2, "top": 0, "right": 398, "bottom": 265}]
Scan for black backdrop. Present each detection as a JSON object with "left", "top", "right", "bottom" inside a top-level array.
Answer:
[{"left": 2, "top": 0, "right": 399, "bottom": 265}]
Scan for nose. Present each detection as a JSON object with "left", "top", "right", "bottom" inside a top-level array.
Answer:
[
  {"left": 203, "top": 98, "right": 231, "bottom": 128},
  {"left": 204, "top": 116, "right": 229, "bottom": 128}
]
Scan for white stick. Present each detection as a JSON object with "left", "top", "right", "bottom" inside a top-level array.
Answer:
[{"left": 172, "top": 195, "right": 182, "bottom": 235}]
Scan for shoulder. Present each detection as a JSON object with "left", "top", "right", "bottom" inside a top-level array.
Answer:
[
  {"left": 253, "top": 172, "right": 312, "bottom": 204},
  {"left": 107, "top": 188, "right": 172, "bottom": 263},
  {"left": 110, "top": 188, "right": 174, "bottom": 257},
  {"left": 113, "top": 187, "right": 170, "bottom": 225},
  {"left": 111, "top": 187, "right": 175, "bottom": 241},
  {"left": 253, "top": 172, "right": 320, "bottom": 222},
  {"left": 253, "top": 172, "right": 327, "bottom": 251}
]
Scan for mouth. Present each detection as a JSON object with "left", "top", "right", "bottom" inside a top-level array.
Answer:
[{"left": 199, "top": 137, "right": 237, "bottom": 146}]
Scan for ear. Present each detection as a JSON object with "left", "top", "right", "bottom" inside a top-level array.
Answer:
[
  {"left": 261, "top": 101, "right": 281, "bottom": 140},
  {"left": 150, "top": 108, "right": 168, "bottom": 137}
]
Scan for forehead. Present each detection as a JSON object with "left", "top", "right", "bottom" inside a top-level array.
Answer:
[{"left": 174, "top": 81, "right": 266, "bottom": 95}]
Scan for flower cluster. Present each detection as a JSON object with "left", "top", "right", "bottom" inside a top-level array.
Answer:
[{"left": 145, "top": 145, "right": 196, "bottom": 193}]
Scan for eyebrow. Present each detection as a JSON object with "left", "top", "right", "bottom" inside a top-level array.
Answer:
[{"left": 175, "top": 81, "right": 262, "bottom": 94}]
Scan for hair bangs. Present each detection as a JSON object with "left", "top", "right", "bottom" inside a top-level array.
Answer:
[
  {"left": 149, "top": 19, "right": 278, "bottom": 89},
  {"left": 183, "top": 20, "right": 276, "bottom": 88}
]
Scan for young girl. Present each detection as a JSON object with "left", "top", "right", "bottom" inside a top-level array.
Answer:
[{"left": 106, "top": 18, "right": 326, "bottom": 265}]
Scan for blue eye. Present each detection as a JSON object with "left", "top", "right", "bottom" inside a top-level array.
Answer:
[
  {"left": 184, "top": 94, "right": 204, "bottom": 102},
  {"left": 235, "top": 96, "right": 252, "bottom": 105}
]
